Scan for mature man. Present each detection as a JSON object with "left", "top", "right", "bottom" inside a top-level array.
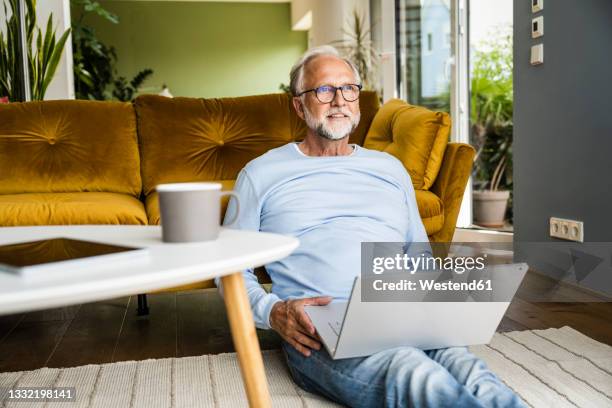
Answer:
[{"left": 217, "top": 46, "right": 525, "bottom": 407}]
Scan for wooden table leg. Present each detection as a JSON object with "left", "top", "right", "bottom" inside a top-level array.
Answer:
[{"left": 220, "top": 272, "right": 272, "bottom": 407}]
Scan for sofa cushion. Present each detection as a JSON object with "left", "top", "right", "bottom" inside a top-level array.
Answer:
[
  {"left": 0, "top": 192, "right": 148, "bottom": 226},
  {"left": 0, "top": 100, "right": 141, "bottom": 196},
  {"left": 363, "top": 99, "right": 450, "bottom": 190},
  {"left": 134, "top": 92, "right": 379, "bottom": 197},
  {"left": 146, "top": 180, "right": 236, "bottom": 225},
  {"left": 415, "top": 190, "right": 444, "bottom": 236}
]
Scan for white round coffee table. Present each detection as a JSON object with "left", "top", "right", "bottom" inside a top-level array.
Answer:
[{"left": 0, "top": 225, "right": 299, "bottom": 408}]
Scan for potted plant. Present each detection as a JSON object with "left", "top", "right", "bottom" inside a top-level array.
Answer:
[
  {"left": 472, "top": 124, "right": 513, "bottom": 227},
  {"left": 331, "top": 9, "right": 379, "bottom": 93},
  {"left": 0, "top": 0, "right": 71, "bottom": 101},
  {"left": 279, "top": 9, "right": 380, "bottom": 97},
  {"left": 470, "top": 28, "right": 513, "bottom": 228}
]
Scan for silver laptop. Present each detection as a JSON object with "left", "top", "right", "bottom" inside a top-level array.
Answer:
[{"left": 305, "top": 263, "right": 528, "bottom": 359}]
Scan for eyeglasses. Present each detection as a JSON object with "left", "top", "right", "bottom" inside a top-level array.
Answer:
[{"left": 298, "top": 84, "right": 362, "bottom": 103}]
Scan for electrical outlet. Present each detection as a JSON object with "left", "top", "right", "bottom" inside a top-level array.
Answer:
[{"left": 550, "top": 217, "right": 584, "bottom": 242}]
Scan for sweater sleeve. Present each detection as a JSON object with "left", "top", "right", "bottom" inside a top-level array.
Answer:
[{"left": 214, "top": 169, "right": 282, "bottom": 330}]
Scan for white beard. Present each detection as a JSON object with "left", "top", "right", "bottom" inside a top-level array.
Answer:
[{"left": 303, "top": 105, "right": 361, "bottom": 141}]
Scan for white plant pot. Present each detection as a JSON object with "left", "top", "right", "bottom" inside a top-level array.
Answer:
[{"left": 473, "top": 190, "right": 510, "bottom": 228}]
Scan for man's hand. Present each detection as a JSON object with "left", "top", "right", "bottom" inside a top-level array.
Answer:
[{"left": 270, "top": 296, "right": 332, "bottom": 357}]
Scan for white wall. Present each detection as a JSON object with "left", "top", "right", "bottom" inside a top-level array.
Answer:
[
  {"left": 291, "top": 0, "right": 370, "bottom": 47},
  {"left": 0, "top": 0, "right": 74, "bottom": 100}
]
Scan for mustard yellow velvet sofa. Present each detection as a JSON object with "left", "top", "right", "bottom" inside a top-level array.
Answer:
[{"left": 0, "top": 92, "right": 474, "bottom": 289}]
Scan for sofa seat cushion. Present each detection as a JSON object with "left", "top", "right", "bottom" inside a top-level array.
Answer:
[
  {"left": 0, "top": 192, "right": 148, "bottom": 226},
  {"left": 363, "top": 99, "right": 450, "bottom": 190},
  {"left": 415, "top": 190, "right": 444, "bottom": 236},
  {"left": 146, "top": 180, "right": 236, "bottom": 225}
]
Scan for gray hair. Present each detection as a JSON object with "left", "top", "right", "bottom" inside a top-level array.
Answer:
[{"left": 289, "top": 45, "right": 361, "bottom": 96}]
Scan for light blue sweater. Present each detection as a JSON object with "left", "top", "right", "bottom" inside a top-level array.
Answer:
[{"left": 216, "top": 142, "right": 429, "bottom": 329}]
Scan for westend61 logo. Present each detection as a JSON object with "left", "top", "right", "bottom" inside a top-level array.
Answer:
[
  {"left": 360, "top": 242, "right": 524, "bottom": 302},
  {"left": 371, "top": 253, "right": 487, "bottom": 275}
]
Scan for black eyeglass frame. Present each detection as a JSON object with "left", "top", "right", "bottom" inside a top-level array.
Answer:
[{"left": 297, "top": 84, "right": 363, "bottom": 103}]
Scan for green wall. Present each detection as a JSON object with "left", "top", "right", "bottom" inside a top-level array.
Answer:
[{"left": 82, "top": 1, "right": 307, "bottom": 98}]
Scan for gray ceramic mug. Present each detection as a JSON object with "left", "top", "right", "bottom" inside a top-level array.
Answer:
[{"left": 156, "top": 182, "right": 240, "bottom": 243}]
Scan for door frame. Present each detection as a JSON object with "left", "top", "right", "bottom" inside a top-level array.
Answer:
[
  {"left": 385, "top": 0, "right": 472, "bottom": 228},
  {"left": 451, "top": 0, "right": 472, "bottom": 228}
]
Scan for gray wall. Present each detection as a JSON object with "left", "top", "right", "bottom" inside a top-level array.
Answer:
[{"left": 513, "top": 0, "right": 612, "bottom": 295}]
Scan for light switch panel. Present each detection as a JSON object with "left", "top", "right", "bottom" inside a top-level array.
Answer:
[
  {"left": 531, "top": 44, "right": 544, "bottom": 65},
  {"left": 532, "top": 0, "right": 544, "bottom": 13},
  {"left": 532, "top": 16, "right": 544, "bottom": 38}
]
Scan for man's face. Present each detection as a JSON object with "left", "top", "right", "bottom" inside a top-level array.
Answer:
[{"left": 294, "top": 55, "right": 361, "bottom": 141}]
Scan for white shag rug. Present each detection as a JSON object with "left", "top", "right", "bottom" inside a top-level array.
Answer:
[{"left": 1, "top": 326, "right": 611, "bottom": 408}]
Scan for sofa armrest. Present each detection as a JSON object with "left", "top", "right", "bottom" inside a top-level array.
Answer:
[{"left": 430, "top": 142, "right": 476, "bottom": 243}]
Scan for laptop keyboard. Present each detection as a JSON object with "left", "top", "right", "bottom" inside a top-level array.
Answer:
[{"left": 328, "top": 320, "right": 342, "bottom": 336}]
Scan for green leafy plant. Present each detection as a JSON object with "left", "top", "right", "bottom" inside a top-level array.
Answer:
[
  {"left": 332, "top": 9, "right": 379, "bottom": 92},
  {"left": 278, "top": 83, "right": 291, "bottom": 94},
  {"left": 474, "top": 123, "right": 513, "bottom": 191},
  {"left": 71, "top": 0, "right": 118, "bottom": 100},
  {"left": 71, "top": 0, "right": 153, "bottom": 100},
  {"left": 470, "top": 28, "right": 513, "bottom": 192},
  {"left": 470, "top": 27, "right": 513, "bottom": 222},
  {"left": 112, "top": 68, "right": 153, "bottom": 101},
  {"left": 0, "top": 0, "right": 26, "bottom": 100},
  {"left": 0, "top": 0, "right": 71, "bottom": 101}
]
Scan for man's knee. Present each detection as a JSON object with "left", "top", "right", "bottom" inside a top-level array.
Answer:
[
  {"left": 427, "top": 346, "right": 501, "bottom": 393},
  {"left": 384, "top": 346, "right": 439, "bottom": 380},
  {"left": 427, "top": 346, "right": 465, "bottom": 362}
]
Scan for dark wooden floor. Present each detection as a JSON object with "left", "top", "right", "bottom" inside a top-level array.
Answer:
[{"left": 1, "top": 271, "right": 611, "bottom": 373}]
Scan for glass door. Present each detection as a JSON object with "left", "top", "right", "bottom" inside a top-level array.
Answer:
[
  {"left": 396, "top": 0, "right": 452, "bottom": 111},
  {"left": 395, "top": 0, "right": 471, "bottom": 227}
]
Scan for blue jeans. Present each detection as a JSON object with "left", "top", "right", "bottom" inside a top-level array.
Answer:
[{"left": 282, "top": 342, "right": 526, "bottom": 408}]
